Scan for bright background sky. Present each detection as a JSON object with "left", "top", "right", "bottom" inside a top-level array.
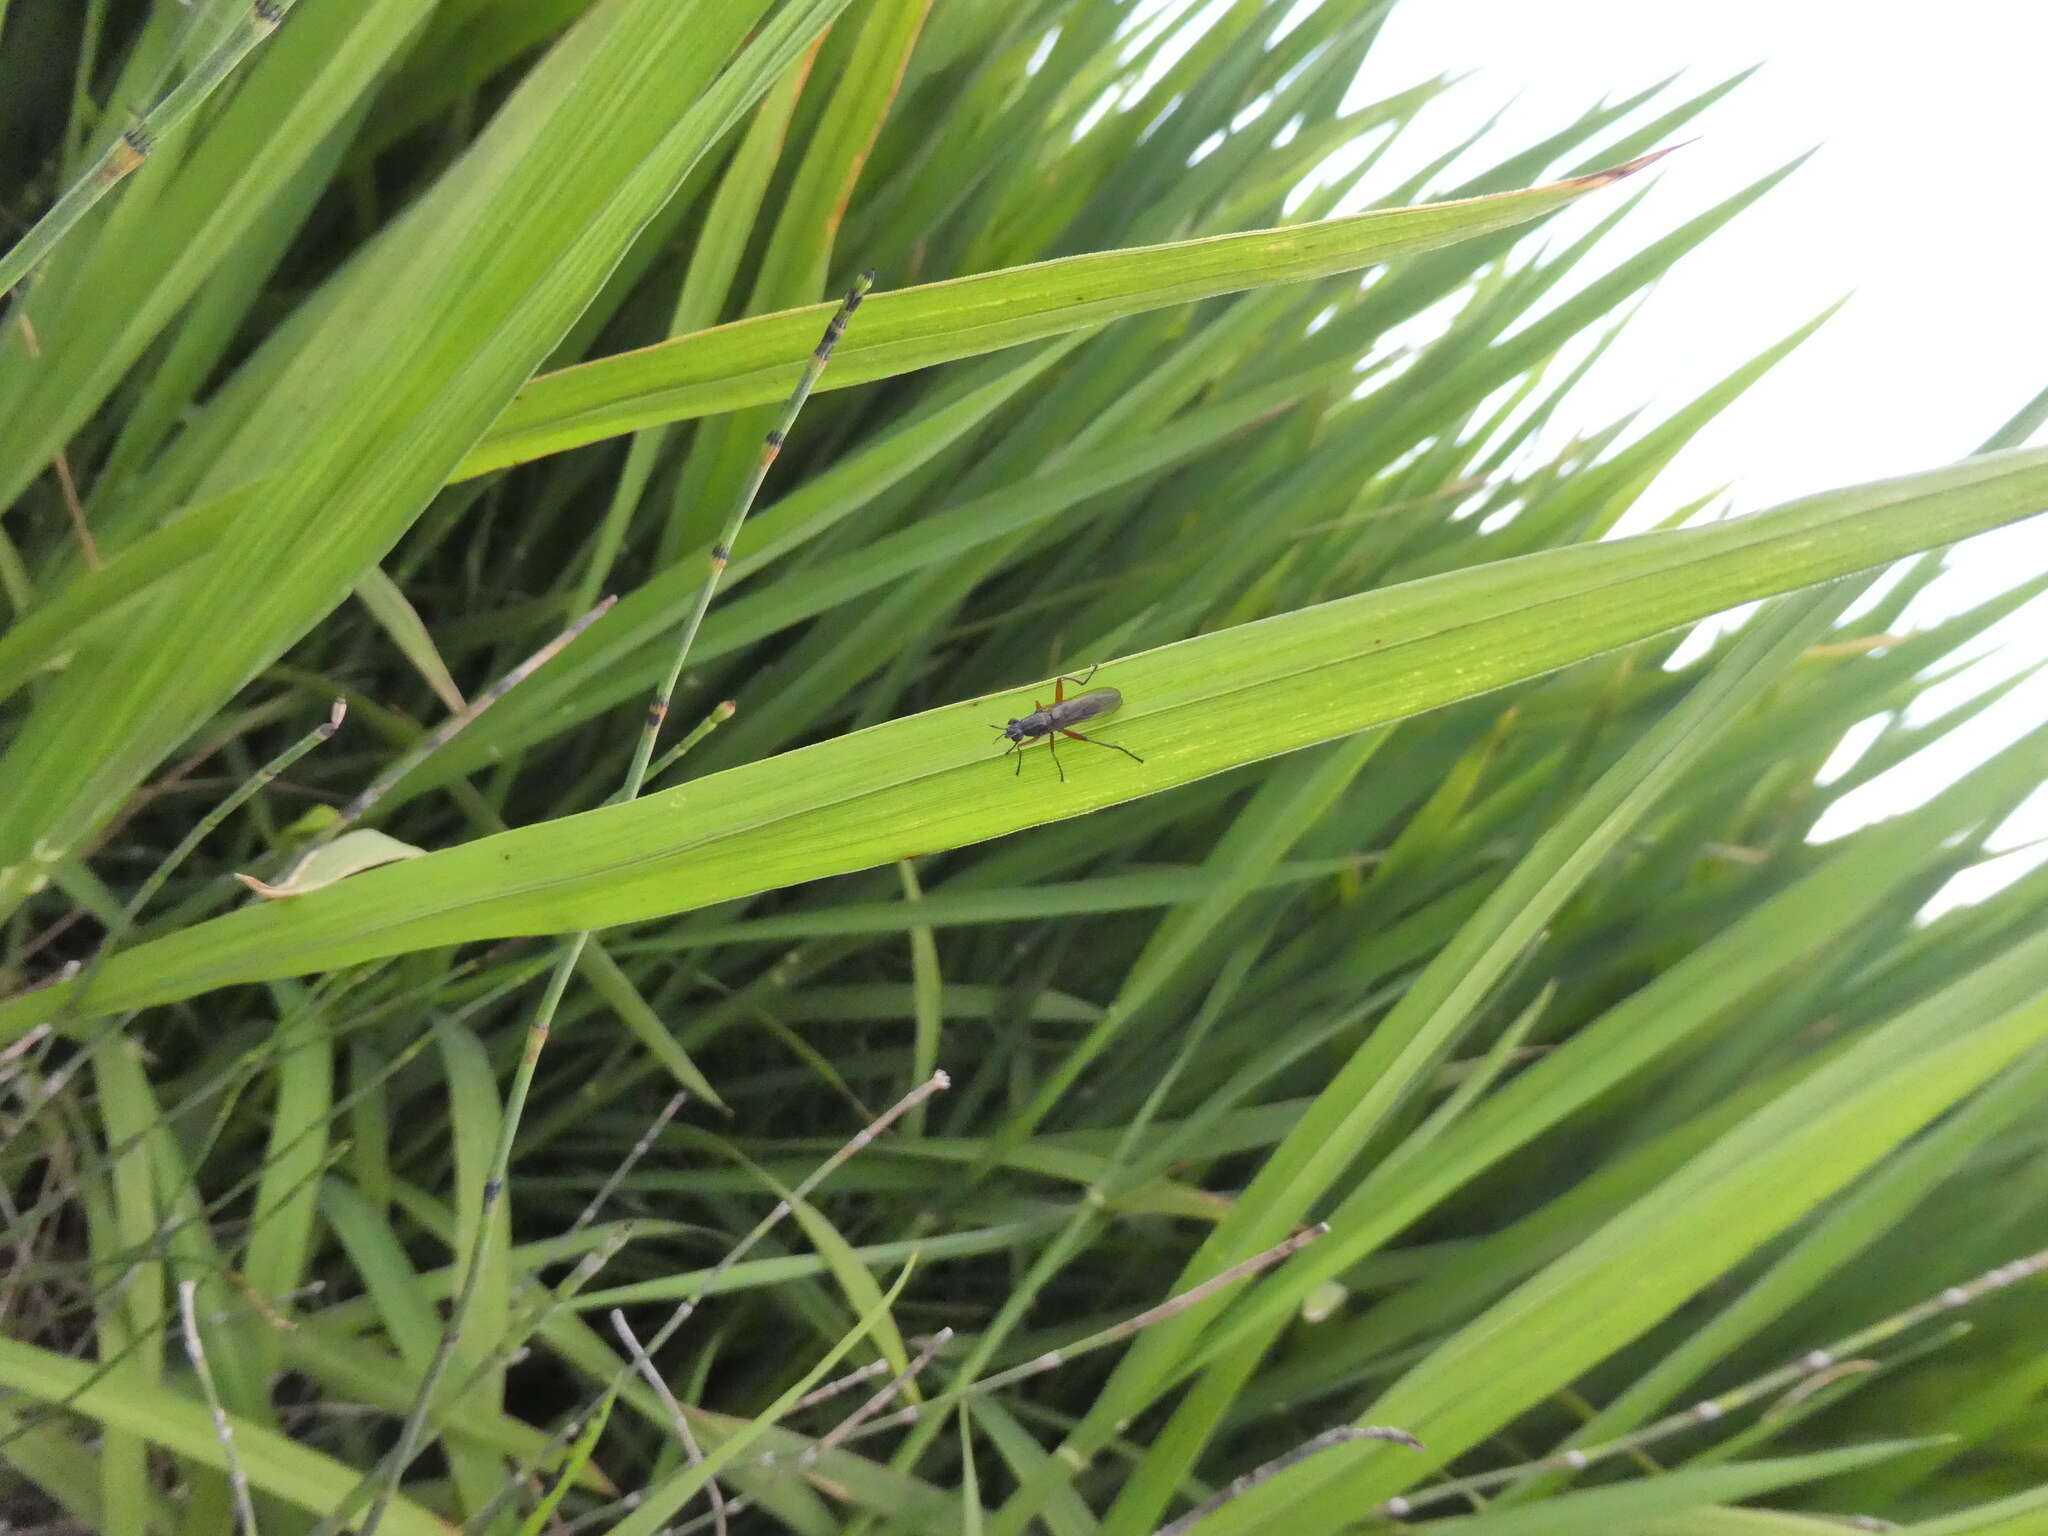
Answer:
[{"left": 1344, "top": 0, "right": 2047, "bottom": 909}]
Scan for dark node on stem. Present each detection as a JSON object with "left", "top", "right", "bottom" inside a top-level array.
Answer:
[
  {"left": 101, "top": 127, "right": 151, "bottom": 183},
  {"left": 646, "top": 701, "right": 668, "bottom": 728}
]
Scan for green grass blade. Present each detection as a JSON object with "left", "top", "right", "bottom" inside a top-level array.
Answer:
[
  {"left": 0, "top": 0, "right": 859, "bottom": 919},
  {"left": 9, "top": 441, "right": 2046, "bottom": 1036},
  {"left": 458, "top": 149, "right": 1680, "bottom": 476}
]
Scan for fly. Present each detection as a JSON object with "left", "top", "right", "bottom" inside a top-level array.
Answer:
[{"left": 991, "top": 664, "right": 1143, "bottom": 781}]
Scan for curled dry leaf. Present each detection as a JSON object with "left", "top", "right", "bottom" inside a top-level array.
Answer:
[{"left": 236, "top": 829, "right": 426, "bottom": 900}]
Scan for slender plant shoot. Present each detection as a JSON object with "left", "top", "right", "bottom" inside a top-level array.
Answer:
[{"left": 349, "top": 273, "right": 874, "bottom": 1536}]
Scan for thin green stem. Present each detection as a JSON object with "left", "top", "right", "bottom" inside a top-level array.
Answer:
[
  {"left": 1382, "top": 1243, "right": 2048, "bottom": 1519},
  {"left": 32, "top": 696, "right": 345, "bottom": 1054},
  {"left": 177, "top": 1280, "right": 262, "bottom": 1536},
  {"left": 352, "top": 274, "right": 873, "bottom": 1536},
  {"left": 896, "top": 858, "right": 940, "bottom": 1138},
  {"left": 0, "top": 2, "right": 298, "bottom": 303},
  {"left": 1, "top": 699, "right": 344, "bottom": 1166},
  {"left": 277, "top": 597, "right": 616, "bottom": 887},
  {"left": 643, "top": 698, "right": 738, "bottom": 787},
  {"left": 100, "top": 699, "right": 345, "bottom": 983},
  {"left": 1154, "top": 1426, "right": 1421, "bottom": 1536},
  {"left": 622, "top": 272, "right": 873, "bottom": 801},
  {"left": 347, "top": 933, "right": 586, "bottom": 1536},
  {"left": 458, "top": 1070, "right": 949, "bottom": 1536}
]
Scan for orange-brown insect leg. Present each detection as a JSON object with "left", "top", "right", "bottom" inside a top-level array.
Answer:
[
  {"left": 1050, "top": 664, "right": 1098, "bottom": 703},
  {"left": 1061, "top": 728, "right": 1144, "bottom": 764}
]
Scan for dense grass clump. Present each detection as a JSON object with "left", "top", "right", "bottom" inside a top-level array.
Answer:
[{"left": 2, "top": 2, "right": 2045, "bottom": 1533}]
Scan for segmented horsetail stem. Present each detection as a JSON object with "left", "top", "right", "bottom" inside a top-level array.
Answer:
[
  {"left": 179, "top": 1281, "right": 259, "bottom": 1535},
  {"left": 1379, "top": 1243, "right": 2048, "bottom": 1519},
  {"left": 642, "top": 1067, "right": 944, "bottom": 1358},
  {"left": 455, "top": 1073, "right": 950, "bottom": 1536},
  {"left": 621, "top": 272, "right": 872, "bottom": 802},
  {"left": 656, "top": 1328, "right": 959, "bottom": 1536},
  {"left": 355, "top": 282, "right": 874, "bottom": 1536},
  {"left": 610, "top": 1308, "right": 729, "bottom": 1535},
  {"left": 0, "top": 2, "right": 303, "bottom": 302},
  {"left": 797, "top": 1328, "right": 954, "bottom": 1474},
  {"left": 277, "top": 597, "right": 616, "bottom": 888},
  {"left": 351, "top": 935, "right": 594, "bottom": 1533},
  {"left": 969, "top": 1224, "right": 1330, "bottom": 1400},
  {"left": 572, "top": 1092, "right": 688, "bottom": 1233},
  {"left": 644, "top": 699, "right": 738, "bottom": 787},
  {"left": 96, "top": 127, "right": 152, "bottom": 186},
  {"left": 1155, "top": 1426, "right": 1422, "bottom": 1536},
  {"left": 790, "top": 1354, "right": 906, "bottom": 1413},
  {"left": 842, "top": 1225, "right": 1335, "bottom": 1445}
]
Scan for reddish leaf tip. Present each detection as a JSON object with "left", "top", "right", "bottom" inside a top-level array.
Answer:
[{"left": 1571, "top": 139, "right": 1695, "bottom": 191}]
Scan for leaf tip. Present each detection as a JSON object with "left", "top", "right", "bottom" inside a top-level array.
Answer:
[{"left": 1571, "top": 139, "right": 1695, "bottom": 192}]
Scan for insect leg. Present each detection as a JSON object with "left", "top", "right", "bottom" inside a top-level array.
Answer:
[
  {"left": 1050, "top": 662, "right": 1100, "bottom": 703},
  {"left": 1048, "top": 730, "right": 1066, "bottom": 782},
  {"left": 1059, "top": 729, "right": 1143, "bottom": 766}
]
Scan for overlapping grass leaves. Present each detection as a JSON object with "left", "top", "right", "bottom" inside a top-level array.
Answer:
[{"left": 8, "top": 441, "right": 2046, "bottom": 1034}]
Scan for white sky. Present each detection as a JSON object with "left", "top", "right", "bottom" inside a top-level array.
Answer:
[{"left": 1349, "top": 0, "right": 2048, "bottom": 907}]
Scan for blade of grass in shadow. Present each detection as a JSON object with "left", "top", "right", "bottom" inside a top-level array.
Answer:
[{"left": 0, "top": 1336, "right": 452, "bottom": 1536}]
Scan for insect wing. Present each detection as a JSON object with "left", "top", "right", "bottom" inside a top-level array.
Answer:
[{"left": 1049, "top": 687, "right": 1123, "bottom": 728}]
